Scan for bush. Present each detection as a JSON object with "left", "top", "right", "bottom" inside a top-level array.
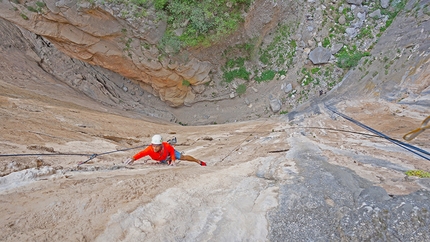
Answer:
[
  {"left": 322, "top": 37, "right": 330, "bottom": 48},
  {"left": 160, "top": 0, "right": 251, "bottom": 47},
  {"left": 154, "top": 0, "right": 168, "bottom": 10},
  {"left": 20, "top": 13, "right": 29, "bottom": 20},
  {"left": 311, "top": 67, "right": 320, "bottom": 74},
  {"left": 226, "top": 57, "right": 245, "bottom": 69},
  {"left": 182, "top": 80, "right": 191, "bottom": 86},
  {"left": 236, "top": 84, "right": 247, "bottom": 95},
  {"left": 27, "top": 6, "right": 38, "bottom": 12},
  {"left": 255, "top": 70, "right": 276, "bottom": 83},
  {"left": 336, "top": 45, "right": 370, "bottom": 69},
  {"left": 405, "top": 170, "right": 430, "bottom": 178},
  {"left": 36, "top": 1, "right": 46, "bottom": 7},
  {"left": 158, "top": 32, "right": 182, "bottom": 54},
  {"left": 223, "top": 67, "right": 250, "bottom": 83}
]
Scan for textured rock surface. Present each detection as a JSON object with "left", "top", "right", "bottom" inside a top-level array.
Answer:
[
  {"left": 0, "top": 0, "right": 212, "bottom": 106},
  {"left": 0, "top": 1, "right": 429, "bottom": 240},
  {"left": 268, "top": 136, "right": 430, "bottom": 241}
]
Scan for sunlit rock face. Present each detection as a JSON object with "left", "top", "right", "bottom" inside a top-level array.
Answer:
[{"left": 0, "top": 0, "right": 212, "bottom": 107}]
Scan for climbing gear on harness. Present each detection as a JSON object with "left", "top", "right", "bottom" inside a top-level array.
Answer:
[
  {"left": 167, "top": 137, "right": 177, "bottom": 145},
  {"left": 124, "top": 157, "right": 134, "bottom": 165},
  {"left": 403, "top": 116, "right": 430, "bottom": 141}
]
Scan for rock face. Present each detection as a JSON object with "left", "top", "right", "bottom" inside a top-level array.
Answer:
[
  {"left": 0, "top": 0, "right": 430, "bottom": 241},
  {"left": 0, "top": 0, "right": 212, "bottom": 106},
  {"left": 268, "top": 136, "right": 430, "bottom": 241}
]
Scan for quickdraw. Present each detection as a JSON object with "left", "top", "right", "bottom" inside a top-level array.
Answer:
[{"left": 403, "top": 116, "right": 430, "bottom": 141}]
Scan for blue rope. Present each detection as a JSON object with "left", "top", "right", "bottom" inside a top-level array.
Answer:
[
  {"left": 77, "top": 145, "right": 147, "bottom": 166},
  {"left": 0, "top": 153, "right": 90, "bottom": 157},
  {"left": 325, "top": 105, "right": 430, "bottom": 161},
  {"left": 0, "top": 145, "right": 148, "bottom": 166}
]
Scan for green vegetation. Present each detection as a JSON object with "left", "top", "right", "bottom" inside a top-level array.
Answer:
[
  {"left": 69, "top": 0, "right": 407, "bottom": 107},
  {"left": 311, "top": 67, "right": 320, "bottom": 74},
  {"left": 255, "top": 70, "right": 276, "bottom": 83},
  {"left": 336, "top": 45, "right": 370, "bottom": 69},
  {"left": 20, "top": 13, "right": 29, "bottom": 20},
  {"left": 424, "top": 5, "right": 430, "bottom": 15},
  {"left": 36, "top": 1, "right": 46, "bottom": 7},
  {"left": 357, "top": 26, "right": 372, "bottom": 39},
  {"left": 27, "top": 6, "right": 38, "bottom": 12},
  {"left": 381, "top": 0, "right": 406, "bottom": 27},
  {"left": 24, "top": 1, "right": 46, "bottom": 13},
  {"left": 122, "top": 38, "right": 133, "bottom": 57},
  {"left": 158, "top": 32, "right": 182, "bottom": 54},
  {"left": 322, "top": 37, "right": 330, "bottom": 48},
  {"left": 225, "top": 57, "right": 246, "bottom": 69},
  {"left": 182, "top": 80, "right": 191, "bottom": 86},
  {"left": 236, "top": 84, "right": 247, "bottom": 95},
  {"left": 259, "top": 25, "right": 296, "bottom": 67},
  {"left": 405, "top": 170, "right": 430, "bottom": 178},
  {"left": 223, "top": 67, "right": 250, "bottom": 83},
  {"left": 221, "top": 42, "right": 254, "bottom": 83},
  {"left": 216, "top": 23, "right": 296, "bottom": 86},
  {"left": 99, "top": 0, "right": 252, "bottom": 50},
  {"left": 156, "top": 0, "right": 252, "bottom": 48},
  {"left": 301, "top": 76, "right": 312, "bottom": 86}
]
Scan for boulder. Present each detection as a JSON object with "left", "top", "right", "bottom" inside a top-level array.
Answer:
[
  {"left": 346, "top": 27, "right": 358, "bottom": 38},
  {"left": 282, "top": 83, "right": 293, "bottom": 94},
  {"left": 338, "top": 15, "right": 346, "bottom": 25},
  {"left": 380, "top": 0, "right": 390, "bottom": 9},
  {"left": 346, "top": 0, "right": 363, "bottom": 5},
  {"left": 309, "top": 47, "right": 332, "bottom": 64},
  {"left": 331, "top": 43, "right": 344, "bottom": 55},
  {"left": 269, "top": 97, "right": 282, "bottom": 113},
  {"left": 369, "top": 9, "right": 382, "bottom": 19}
]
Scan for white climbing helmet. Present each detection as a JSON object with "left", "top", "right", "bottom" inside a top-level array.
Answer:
[{"left": 151, "top": 134, "right": 163, "bottom": 144}]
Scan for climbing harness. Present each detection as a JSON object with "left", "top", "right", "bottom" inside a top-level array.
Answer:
[
  {"left": 325, "top": 105, "right": 430, "bottom": 161},
  {"left": 403, "top": 116, "right": 430, "bottom": 141}
]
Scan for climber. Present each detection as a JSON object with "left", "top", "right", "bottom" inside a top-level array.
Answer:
[{"left": 124, "top": 134, "right": 207, "bottom": 166}]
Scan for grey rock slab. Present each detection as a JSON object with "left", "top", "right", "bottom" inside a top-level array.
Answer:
[
  {"left": 268, "top": 136, "right": 430, "bottom": 241},
  {"left": 346, "top": 0, "right": 363, "bottom": 5},
  {"left": 369, "top": 9, "right": 382, "bottom": 19},
  {"left": 331, "top": 43, "right": 344, "bottom": 54},
  {"left": 381, "top": 0, "right": 390, "bottom": 9},
  {"left": 309, "top": 47, "right": 332, "bottom": 64},
  {"left": 269, "top": 97, "right": 282, "bottom": 113}
]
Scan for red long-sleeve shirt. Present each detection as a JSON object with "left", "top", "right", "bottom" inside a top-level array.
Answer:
[{"left": 133, "top": 142, "right": 176, "bottom": 162}]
